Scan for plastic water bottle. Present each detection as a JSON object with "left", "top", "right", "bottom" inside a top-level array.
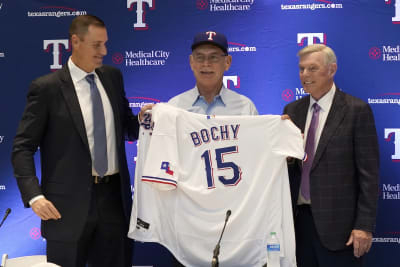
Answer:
[{"left": 266, "top": 231, "right": 280, "bottom": 267}]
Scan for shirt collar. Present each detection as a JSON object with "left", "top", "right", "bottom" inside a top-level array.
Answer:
[
  {"left": 68, "top": 57, "right": 96, "bottom": 83},
  {"left": 310, "top": 83, "right": 336, "bottom": 112},
  {"left": 191, "top": 85, "right": 227, "bottom": 107}
]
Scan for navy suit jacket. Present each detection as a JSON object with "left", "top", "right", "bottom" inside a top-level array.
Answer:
[
  {"left": 12, "top": 64, "right": 139, "bottom": 242},
  {"left": 283, "top": 88, "right": 379, "bottom": 251}
]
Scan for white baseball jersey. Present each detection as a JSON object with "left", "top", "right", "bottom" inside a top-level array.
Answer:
[{"left": 129, "top": 103, "right": 304, "bottom": 267}]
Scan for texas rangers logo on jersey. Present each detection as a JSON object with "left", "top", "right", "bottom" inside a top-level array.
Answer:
[
  {"left": 161, "top": 161, "right": 174, "bottom": 175},
  {"left": 140, "top": 161, "right": 177, "bottom": 187}
]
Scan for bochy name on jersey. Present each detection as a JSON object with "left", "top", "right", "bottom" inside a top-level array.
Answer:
[{"left": 190, "top": 124, "right": 240, "bottom": 146}]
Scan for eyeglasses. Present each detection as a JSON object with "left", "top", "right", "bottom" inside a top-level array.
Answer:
[{"left": 192, "top": 53, "right": 227, "bottom": 63}]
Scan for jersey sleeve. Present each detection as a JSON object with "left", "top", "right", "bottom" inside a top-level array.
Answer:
[
  {"left": 141, "top": 103, "right": 179, "bottom": 190},
  {"left": 272, "top": 119, "right": 305, "bottom": 160}
]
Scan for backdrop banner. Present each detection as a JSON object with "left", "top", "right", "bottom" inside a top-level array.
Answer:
[{"left": 0, "top": 0, "right": 399, "bottom": 266}]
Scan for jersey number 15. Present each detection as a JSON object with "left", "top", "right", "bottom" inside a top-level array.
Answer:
[{"left": 200, "top": 146, "right": 242, "bottom": 189}]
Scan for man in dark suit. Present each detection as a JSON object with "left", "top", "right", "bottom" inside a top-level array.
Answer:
[
  {"left": 283, "top": 44, "right": 379, "bottom": 267},
  {"left": 11, "top": 15, "right": 148, "bottom": 267}
]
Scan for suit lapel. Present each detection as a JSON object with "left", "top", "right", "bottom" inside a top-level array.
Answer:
[
  {"left": 96, "top": 68, "right": 122, "bottom": 144},
  {"left": 293, "top": 96, "right": 310, "bottom": 170},
  {"left": 59, "top": 65, "right": 90, "bottom": 152},
  {"left": 312, "top": 89, "right": 347, "bottom": 170},
  {"left": 295, "top": 96, "right": 310, "bottom": 133}
]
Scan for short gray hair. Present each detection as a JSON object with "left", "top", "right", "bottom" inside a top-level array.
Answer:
[{"left": 297, "top": 44, "right": 337, "bottom": 65}]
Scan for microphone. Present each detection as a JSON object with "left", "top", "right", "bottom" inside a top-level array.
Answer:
[
  {"left": 0, "top": 208, "right": 11, "bottom": 228},
  {"left": 212, "top": 210, "right": 232, "bottom": 267}
]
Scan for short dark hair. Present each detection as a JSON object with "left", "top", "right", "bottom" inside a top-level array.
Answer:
[{"left": 69, "top": 15, "right": 105, "bottom": 39}]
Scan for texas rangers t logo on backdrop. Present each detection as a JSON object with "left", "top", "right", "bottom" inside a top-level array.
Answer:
[
  {"left": 385, "top": 0, "right": 400, "bottom": 23},
  {"left": 297, "top": 33, "right": 326, "bottom": 46},
  {"left": 127, "top": 0, "right": 155, "bottom": 30},
  {"left": 43, "top": 39, "right": 69, "bottom": 71},
  {"left": 223, "top": 76, "right": 240, "bottom": 89},
  {"left": 384, "top": 128, "right": 400, "bottom": 162}
]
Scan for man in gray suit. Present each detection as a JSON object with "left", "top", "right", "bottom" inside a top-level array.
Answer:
[{"left": 283, "top": 44, "right": 379, "bottom": 267}]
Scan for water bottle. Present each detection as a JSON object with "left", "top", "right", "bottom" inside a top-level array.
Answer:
[{"left": 266, "top": 231, "right": 280, "bottom": 266}]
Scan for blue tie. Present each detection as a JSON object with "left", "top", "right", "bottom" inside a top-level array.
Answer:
[
  {"left": 86, "top": 74, "right": 108, "bottom": 177},
  {"left": 300, "top": 103, "right": 321, "bottom": 201}
]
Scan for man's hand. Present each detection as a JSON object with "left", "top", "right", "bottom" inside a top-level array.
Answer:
[
  {"left": 138, "top": 104, "right": 155, "bottom": 122},
  {"left": 346, "top": 229, "right": 373, "bottom": 258},
  {"left": 31, "top": 198, "right": 61, "bottom": 220},
  {"left": 281, "top": 114, "right": 291, "bottom": 120}
]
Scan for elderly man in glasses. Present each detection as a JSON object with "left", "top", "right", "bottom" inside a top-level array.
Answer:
[
  {"left": 168, "top": 31, "right": 258, "bottom": 116},
  {"left": 167, "top": 31, "right": 258, "bottom": 267}
]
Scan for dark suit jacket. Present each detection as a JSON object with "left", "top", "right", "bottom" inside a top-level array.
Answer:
[
  {"left": 283, "top": 88, "right": 379, "bottom": 251},
  {"left": 11, "top": 64, "right": 139, "bottom": 242}
]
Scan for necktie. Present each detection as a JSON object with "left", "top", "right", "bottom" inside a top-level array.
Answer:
[
  {"left": 300, "top": 103, "right": 321, "bottom": 201},
  {"left": 86, "top": 74, "right": 108, "bottom": 177}
]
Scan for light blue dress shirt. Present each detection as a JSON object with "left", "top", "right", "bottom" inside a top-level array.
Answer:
[{"left": 168, "top": 86, "right": 258, "bottom": 115}]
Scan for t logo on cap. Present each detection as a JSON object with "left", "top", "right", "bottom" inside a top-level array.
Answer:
[
  {"left": 206, "top": 31, "right": 217, "bottom": 40},
  {"left": 191, "top": 31, "right": 228, "bottom": 54}
]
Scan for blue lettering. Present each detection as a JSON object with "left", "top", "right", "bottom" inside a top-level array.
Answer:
[
  {"left": 231, "top": 124, "right": 240, "bottom": 139},
  {"left": 220, "top": 125, "right": 229, "bottom": 140},
  {"left": 190, "top": 124, "right": 240, "bottom": 147},
  {"left": 211, "top": 126, "right": 220, "bottom": 141},
  {"left": 200, "top": 129, "right": 210, "bottom": 143},
  {"left": 190, "top": 132, "right": 202, "bottom": 146}
]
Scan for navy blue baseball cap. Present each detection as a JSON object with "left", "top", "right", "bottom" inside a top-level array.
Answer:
[{"left": 191, "top": 31, "right": 228, "bottom": 54}]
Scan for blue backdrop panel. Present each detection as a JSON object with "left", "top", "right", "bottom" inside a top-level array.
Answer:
[{"left": 0, "top": 0, "right": 399, "bottom": 266}]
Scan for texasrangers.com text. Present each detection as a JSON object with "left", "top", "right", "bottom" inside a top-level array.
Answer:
[
  {"left": 281, "top": 3, "right": 343, "bottom": 11},
  {"left": 27, "top": 10, "right": 87, "bottom": 18}
]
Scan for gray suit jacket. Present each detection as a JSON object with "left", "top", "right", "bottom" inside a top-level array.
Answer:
[{"left": 283, "top": 88, "right": 379, "bottom": 251}]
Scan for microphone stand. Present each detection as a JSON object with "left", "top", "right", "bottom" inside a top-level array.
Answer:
[
  {"left": 0, "top": 208, "right": 11, "bottom": 228},
  {"left": 212, "top": 210, "right": 231, "bottom": 267}
]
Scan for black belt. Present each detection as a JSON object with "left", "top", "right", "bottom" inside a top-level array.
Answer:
[{"left": 93, "top": 173, "right": 119, "bottom": 184}]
